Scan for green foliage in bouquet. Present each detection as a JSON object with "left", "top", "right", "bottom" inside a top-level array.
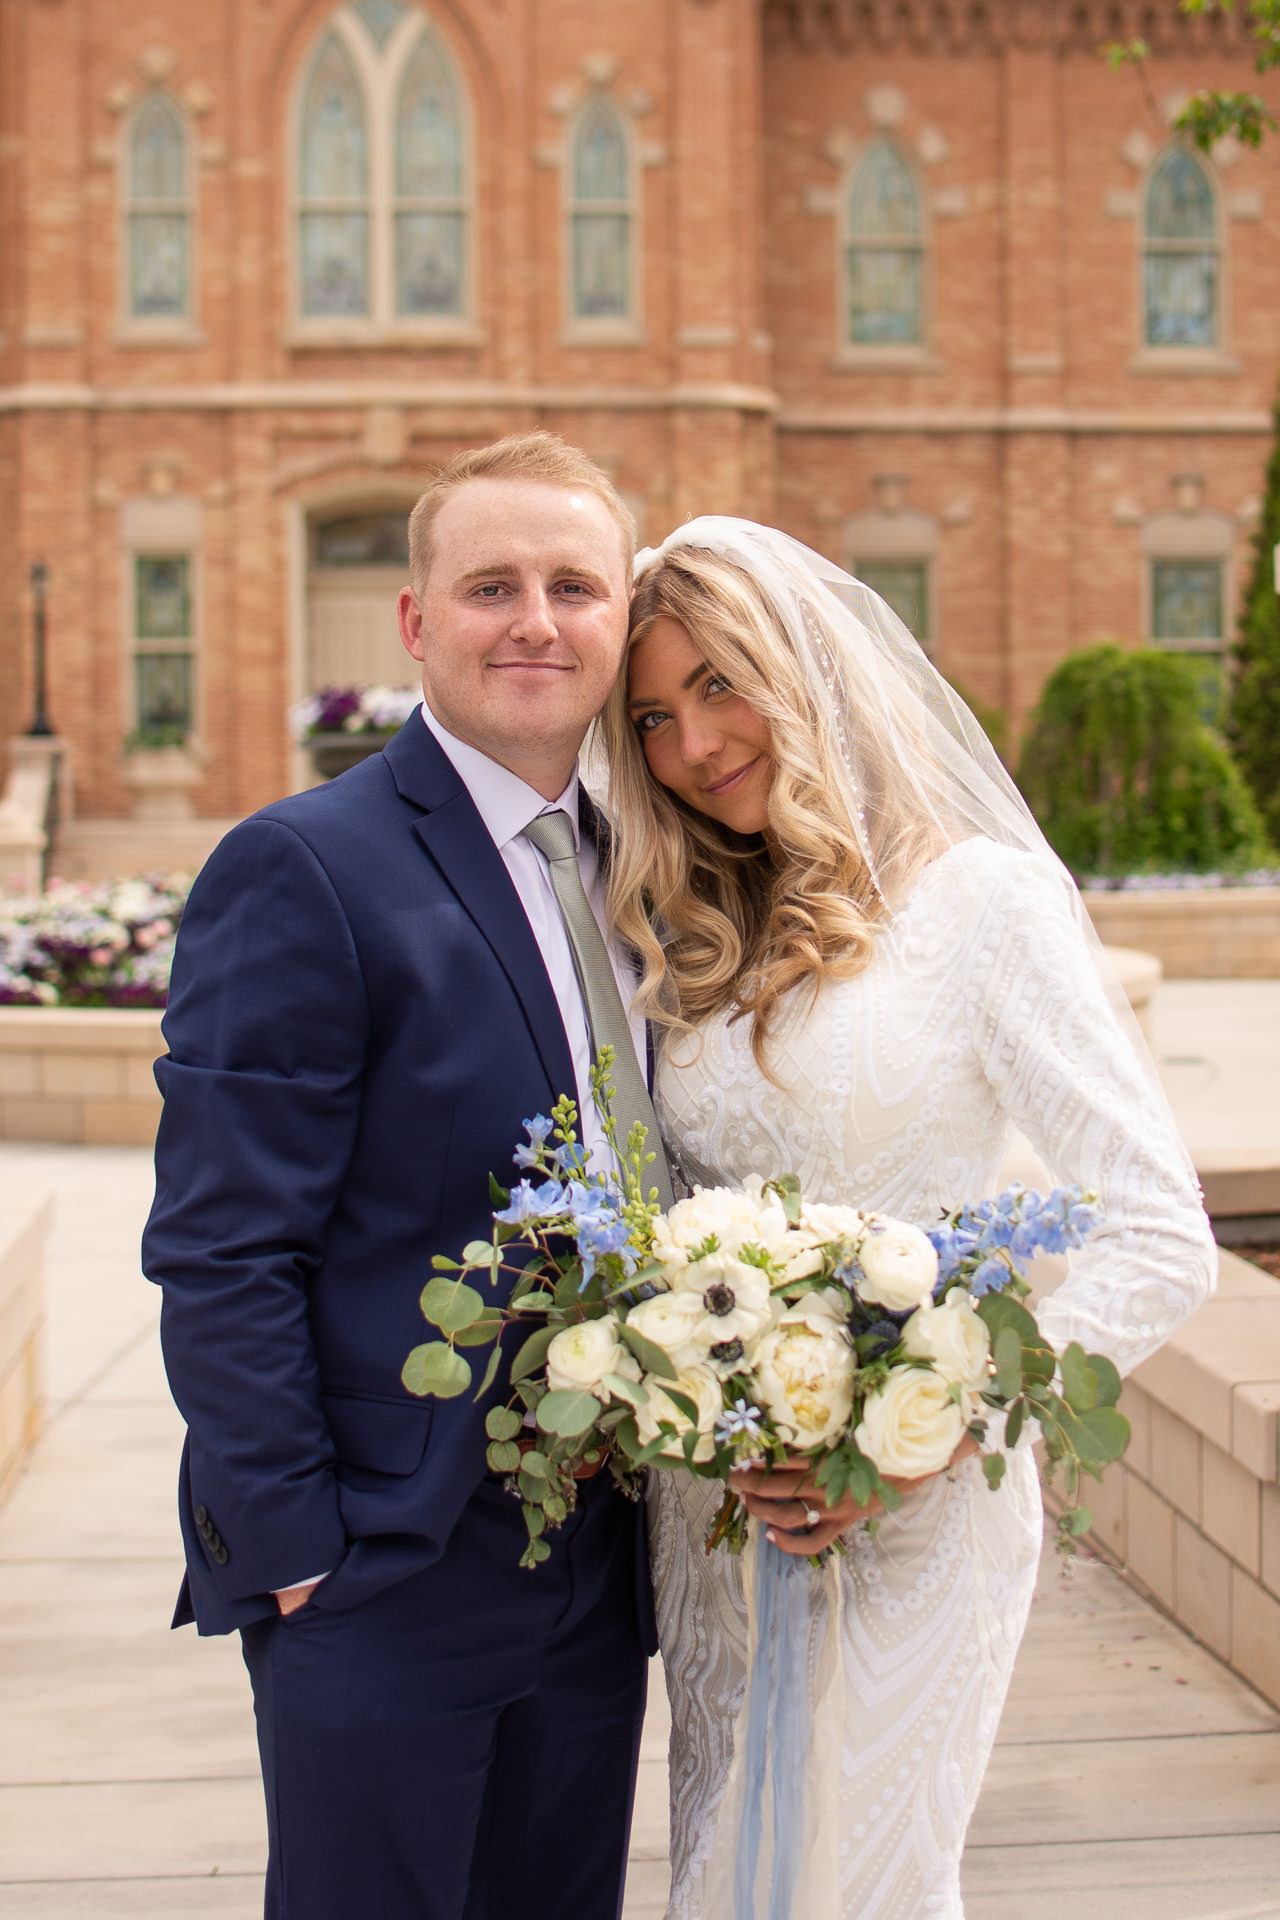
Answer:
[
  {"left": 1226, "top": 387, "right": 1280, "bottom": 849},
  {"left": 1017, "top": 644, "right": 1273, "bottom": 879}
]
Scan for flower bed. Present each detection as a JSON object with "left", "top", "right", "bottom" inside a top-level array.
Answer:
[{"left": 0, "top": 876, "right": 187, "bottom": 1009}]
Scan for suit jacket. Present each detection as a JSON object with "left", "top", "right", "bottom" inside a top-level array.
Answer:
[{"left": 143, "top": 714, "right": 657, "bottom": 1648}]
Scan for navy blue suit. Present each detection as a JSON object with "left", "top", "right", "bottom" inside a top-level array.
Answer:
[{"left": 143, "top": 715, "right": 653, "bottom": 1919}]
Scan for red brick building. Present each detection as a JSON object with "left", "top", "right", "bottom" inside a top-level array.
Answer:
[{"left": 0, "top": 0, "right": 1275, "bottom": 828}]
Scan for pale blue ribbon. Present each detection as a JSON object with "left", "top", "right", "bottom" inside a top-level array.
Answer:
[{"left": 734, "top": 1540, "right": 815, "bottom": 1920}]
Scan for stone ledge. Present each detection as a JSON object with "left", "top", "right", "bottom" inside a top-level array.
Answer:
[
  {"left": 1132, "top": 1248, "right": 1280, "bottom": 1477},
  {"left": 0, "top": 1008, "right": 164, "bottom": 1143},
  {"left": 1085, "top": 889, "right": 1280, "bottom": 980},
  {"left": 0, "top": 1184, "right": 53, "bottom": 1509}
]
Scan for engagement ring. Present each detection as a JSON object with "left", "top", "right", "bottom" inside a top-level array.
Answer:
[{"left": 804, "top": 1508, "right": 822, "bottom": 1529}]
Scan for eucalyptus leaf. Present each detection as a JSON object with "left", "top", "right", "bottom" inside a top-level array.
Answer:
[
  {"left": 472, "top": 1341, "right": 505, "bottom": 1402},
  {"left": 1073, "top": 1404, "right": 1130, "bottom": 1466},
  {"left": 1090, "top": 1353, "right": 1123, "bottom": 1409},
  {"left": 419, "top": 1278, "right": 486, "bottom": 1333},
  {"left": 489, "top": 1173, "right": 511, "bottom": 1207},
  {"left": 619, "top": 1321, "right": 678, "bottom": 1382},
  {"left": 976, "top": 1292, "right": 1041, "bottom": 1348},
  {"left": 522, "top": 1503, "right": 547, "bottom": 1538},
  {"left": 1060, "top": 1342, "right": 1099, "bottom": 1413},
  {"left": 1004, "top": 1399, "right": 1025, "bottom": 1451},
  {"left": 519, "top": 1449, "right": 551, "bottom": 1478},
  {"left": 486, "top": 1406, "right": 523, "bottom": 1442},
  {"left": 513, "top": 1292, "right": 555, "bottom": 1314},
  {"left": 401, "top": 1342, "right": 471, "bottom": 1400},
  {"left": 1064, "top": 1503, "right": 1094, "bottom": 1537},
  {"left": 543, "top": 1492, "right": 568, "bottom": 1525},
  {"left": 510, "top": 1323, "right": 559, "bottom": 1384},
  {"left": 454, "top": 1317, "right": 502, "bottom": 1347},
  {"left": 993, "top": 1325, "right": 1023, "bottom": 1400},
  {"left": 982, "top": 1451, "right": 1006, "bottom": 1490},
  {"left": 662, "top": 1387, "right": 700, "bottom": 1425},
  {"left": 537, "top": 1389, "right": 601, "bottom": 1439},
  {"left": 486, "top": 1439, "right": 522, "bottom": 1473},
  {"left": 462, "top": 1239, "right": 499, "bottom": 1267},
  {"left": 601, "top": 1372, "right": 650, "bottom": 1407}
]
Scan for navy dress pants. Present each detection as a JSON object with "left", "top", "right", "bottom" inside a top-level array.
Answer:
[{"left": 240, "top": 1473, "right": 648, "bottom": 1920}]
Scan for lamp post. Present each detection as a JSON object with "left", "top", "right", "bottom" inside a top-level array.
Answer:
[{"left": 27, "top": 561, "right": 53, "bottom": 737}]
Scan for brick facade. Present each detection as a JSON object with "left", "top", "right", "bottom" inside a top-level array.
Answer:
[{"left": 0, "top": 0, "right": 1274, "bottom": 820}]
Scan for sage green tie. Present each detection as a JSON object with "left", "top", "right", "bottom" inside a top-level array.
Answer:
[{"left": 522, "top": 809, "right": 675, "bottom": 1211}]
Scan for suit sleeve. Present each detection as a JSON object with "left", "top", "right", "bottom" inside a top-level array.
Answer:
[{"left": 143, "top": 816, "right": 368, "bottom": 1603}]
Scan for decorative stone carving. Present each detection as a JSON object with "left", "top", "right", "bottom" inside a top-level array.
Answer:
[
  {"left": 1121, "top": 130, "right": 1154, "bottom": 171},
  {"left": 917, "top": 126, "right": 950, "bottom": 165},
  {"left": 763, "top": 0, "right": 1258, "bottom": 57},
  {"left": 933, "top": 186, "right": 969, "bottom": 217},
  {"left": 1172, "top": 472, "right": 1205, "bottom": 515},
  {"left": 864, "top": 84, "right": 906, "bottom": 127},
  {"left": 103, "top": 83, "right": 135, "bottom": 116},
  {"left": 580, "top": 53, "right": 620, "bottom": 86},
  {"left": 1104, "top": 186, "right": 1140, "bottom": 218},
  {"left": 183, "top": 79, "right": 215, "bottom": 116},
  {"left": 821, "top": 126, "right": 856, "bottom": 165},
  {"left": 803, "top": 183, "right": 839, "bottom": 215},
  {"left": 1228, "top": 189, "right": 1263, "bottom": 220},
  {"left": 548, "top": 84, "right": 577, "bottom": 117},
  {"left": 640, "top": 140, "right": 669, "bottom": 167},
  {"left": 137, "top": 46, "right": 178, "bottom": 81}
]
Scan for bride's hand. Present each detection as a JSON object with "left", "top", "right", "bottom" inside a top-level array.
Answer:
[{"left": 730, "top": 1434, "right": 981, "bottom": 1558}]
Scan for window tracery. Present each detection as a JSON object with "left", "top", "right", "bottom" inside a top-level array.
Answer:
[
  {"left": 126, "top": 93, "right": 192, "bottom": 322},
  {"left": 844, "top": 139, "right": 925, "bottom": 346}
]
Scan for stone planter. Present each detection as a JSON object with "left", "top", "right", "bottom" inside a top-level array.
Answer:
[
  {"left": 122, "top": 744, "right": 204, "bottom": 822},
  {"left": 0, "top": 1006, "right": 164, "bottom": 1144},
  {"left": 307, "top": 734, "right": 394, "bottom": 780},
  {"left": 1086, "top": 887, "right": 1280, "bottom": 980}
]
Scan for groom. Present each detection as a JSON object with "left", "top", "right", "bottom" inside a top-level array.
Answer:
[{"left": 143, "top": 432, "right": 659, "bottom": 1919}]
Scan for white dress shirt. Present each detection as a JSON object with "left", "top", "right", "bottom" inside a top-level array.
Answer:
[
  {"left": 420, "top": 701, "right": 646, "bottom": 1180},
  {"left": 274, "top": 703, "right": 646, "bottom": 1600}
]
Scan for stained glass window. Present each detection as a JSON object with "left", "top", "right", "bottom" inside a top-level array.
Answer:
[
  {"left": 299, "top": 34, "right": 370, "bottom": 316},
  {"left": 127, "top": 96, "right": 190, "bottom": 320},
  {"left": 314, "top": 511, "right": 410, "bottom": 566},
  {"left": 135, "top": 556, "right": 191, "bottom": 640},
  {"left": 394, "top": 31, "right": 464, "bottom": 315},
  {"left": 857, "top": 561, "right": 930, "bottom": 648},
  {"left": 570, "top": 101, "right": 632, "bottom": 322},
  {"left": 845, "top": 141, "right": 923, "bottom": 346},
  {"left": 1152, "top": 558, "right": 1225, "bottom": 724},
  {"left": 1143, "top": 148, "right": 1218, "bottom": 348},
  {"left": 136, "top": 653, "right": 194, "bottom": 734},
  {"left": 352, "top": 0, "right": 406, "bottom": 47}
]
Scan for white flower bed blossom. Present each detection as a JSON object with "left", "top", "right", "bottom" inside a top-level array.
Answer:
[
  {"left": 290, "top": 684, "right": 421, "bottom": 741},
  {"left": 0, "top": 874, "right": 189, "bottom": 1007}
]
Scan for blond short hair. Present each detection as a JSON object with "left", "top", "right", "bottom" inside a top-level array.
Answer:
[{"left": 407, "top": 431, "right": 636, "bottom": 591}]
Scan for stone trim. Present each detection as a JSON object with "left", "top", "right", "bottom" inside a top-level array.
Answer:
[
  {"left": 764, "top": 0, "right": 1259, "bottom": 57},
  {"left": 1084, "top": 888, "right": 1280, "bottom": 980},
  {"left": 778, "top": 407, "right": 1273, "bottom": 434},
  {"left": 0, "top": 380, "right": 782, "bottom": 416}
]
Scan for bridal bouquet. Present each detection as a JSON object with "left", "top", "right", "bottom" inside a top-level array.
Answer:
[{"left": 402, "top": 1051, "right": 1126, "bottom": 1567}]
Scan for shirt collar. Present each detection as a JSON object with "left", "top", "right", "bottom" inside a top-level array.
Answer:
[{"left": 421, "top": 702, "right": 580, "bottom": 852}]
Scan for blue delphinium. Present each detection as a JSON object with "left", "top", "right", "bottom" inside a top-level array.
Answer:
[
  {"left": 494, "top": 1178, "right": 571, "bottom": 1226},
  {"left": 512, "top": 1115, "right": 555, "bottom": 1169},
  {"left": 930, "top": 1183, "right": 1102, "bottom": 1296}
]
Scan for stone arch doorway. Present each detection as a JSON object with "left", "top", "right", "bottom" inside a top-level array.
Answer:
[{"left": 305, "top": 502, "right": 415, "bottom": 691}]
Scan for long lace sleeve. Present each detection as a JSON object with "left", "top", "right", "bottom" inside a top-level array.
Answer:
[{"left": 968, "top": 844, "right": 1216, "bottom": 1375}]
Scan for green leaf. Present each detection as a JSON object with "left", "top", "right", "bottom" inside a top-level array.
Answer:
[
  {"left": 472, "top": 1340, "right": 505, "bottom": 1402},
  {"left": 976, "top": 1292, "right": 1041, "bottom": 1348},
  {"left": 619, "top": 1320, "right": 678, "bottom": 1382},
  {"left": 486, "top": 1405, "right": 523, "bottom": 1442},
  {"left": 536, "top": 1389, "right": 602, "bottom": 1440},
  {"left": 419, "top": 1277, "right": 486, "bottom": 1333},
  {"left": 489, "top": 1173, "right": 511, "bottom": 1207},
  {"left": 454, "top": 1316, "right": 502, "bottom": 1347},
  {"left": 512, "top": 1291, "right": 555, "bottom": 1314},
  {"left": 1060, "top": 1342, "right": 1099, "bottom": 1413},
  {"left": 662, "top": 1387, "right": 700, "bottom": 1424},
  {"left": 1064, "top": 1503, "right": 1094, "bottom": 1537},
  {"left": 462, "top": 1239, "right": 499, "bottom": 1267},
  {"left": 522, "top": 1503, "right": 547, "bottom": 1538},
  {"left": 1004, "top": 1399, "right": 1025, "bottom": 1451},
  {"left": 993, "top": 1325, "right": 1023, "bottom": 1400},
  {"left": 1090, "top": 1354, "right": 1122, "bottom": 1409},
  {"left": 982, "top": 1451, "right": 1007, "bottom": 1491},
  {"left": 542, "top": 1492, "right": 568, "bottom": 1525},
  {"left": 486, "top": 1439, "right": 522, "bottom": 1473},
  {"left": 1073, "top": 1405, "right": 1131, "bottom": 1467},
  {"left": 611, "top": 1414, "right": 642, "bottom": 1458},
  {"left": 519, "top": 1449, "right": 551, "bottom": 1478},
  {"left": 510, "top": 1323, "right": 559, "bottom": 1384},
  {"left": 430, "top": 1255, "right": 460, "bottom": 1271},
  {"left": 401, "top": 1342, "right": 472, "bottom": 1400},
  {"left": 600, "top": 1372, "right": 650, "bottom": 1408}
]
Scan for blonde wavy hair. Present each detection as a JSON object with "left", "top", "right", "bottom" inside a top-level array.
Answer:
[{"left": 599, "top": 547, "right": 940, "bottom": 1073}]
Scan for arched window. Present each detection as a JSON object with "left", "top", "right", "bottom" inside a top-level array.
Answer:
[
  {"left": 395, "top": 31, "right": 465, "bottom": 316},
  {"left": 844, "top": 140, "right": 924, "bottom": 347},
  {"left": 126, "top": 95, "right": 191, "bottom": 322},
  {"left": 299, "top": 33, "right": 370, "bottom": 316},
  {"left": 568, "top": 99, "right": 634, "bottom": 326},
  {"left": 294, "top": 5, "right": 471, "bottom": 332},
  {"left": 1143, "top": 147, "right": 1219, "bottom": 349}
]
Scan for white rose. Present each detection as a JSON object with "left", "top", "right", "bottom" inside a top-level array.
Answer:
[
  {"left": 799, "top": 1201, "right": 869, "bottom": 1244},
  {"left": 902, "top": 1293, "right": 991, "bottom": 1402},
  {"left": 856, "top": 1217, "right": 939, "bottom": 1312},
  {"left": 625, "top": 1290, "right": 713, "bottom": 1372},
  {"left": 673, "top": 1250, "right": 776, "bottom": 1358},
  {"left": 754, "top": 1307, "right": 856, "bottom": 1450},
  {"left": 653, "top": 1183, "right": 790, "bottom": 1272},
  {"left": 546, "top": 1319, "right": 639, "bottom": 1400},
  {"left": 635, "top": 1362, "right": 722, "bottom": 1462},
  {"left": 854, "top": 1367, "right": 965, "bottom": 1479}
]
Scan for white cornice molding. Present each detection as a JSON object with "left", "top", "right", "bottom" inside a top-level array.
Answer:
[
  {"left": 777, "top": 406, "right": 1273, "bottom": 435},
  {"left": 0, "top": 380, "right": 781, "bottom": 416}
]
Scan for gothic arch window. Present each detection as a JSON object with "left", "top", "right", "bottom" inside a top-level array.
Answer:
[
  {"left": 125, "top": 94, "right": 192, "bottom": 323},
  {"left": 1143, "top": 146, "right": 1220, "bottom": 349},
  {"left": 567, "top": 98, "right": 636, "bottom": 329},
  {"left": 843, "top": 139, "right": 925, "bottom": 347},
  {"left": 293, "top": 4, "right": 471, "bottom": 333}
]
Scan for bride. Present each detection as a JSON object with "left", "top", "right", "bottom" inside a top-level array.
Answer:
[{"left": 595, "top": 519, "right": 1215, "bottom": 1920}]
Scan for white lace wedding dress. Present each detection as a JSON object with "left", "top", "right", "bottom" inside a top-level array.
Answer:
[{"left": 649, "top": 838, "right": 1215, "bottom": 1920}]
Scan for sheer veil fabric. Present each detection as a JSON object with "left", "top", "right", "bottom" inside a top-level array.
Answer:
[{"left": 602, "top": 519, "right": 1216, "bottom": 1920}]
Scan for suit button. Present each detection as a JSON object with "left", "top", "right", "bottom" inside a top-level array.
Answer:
[
  {"left": 212, "top": 1545, "right": 229, "bottom": 1566},
  {"left": 195, "top": 1505, "right": 208, "bottom": 1526}
]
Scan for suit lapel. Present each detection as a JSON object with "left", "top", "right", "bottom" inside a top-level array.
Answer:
[{"left": 384, "top": 719, "right": 577, "bottom": 1103}]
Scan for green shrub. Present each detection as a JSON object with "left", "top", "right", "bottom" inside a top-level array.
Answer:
[
  {"left": 1017, "top": 643, "right": 1274, "bottom": 878},
  {"left": 1227, "top": 386, "right": 1280, "bottom": 846}
]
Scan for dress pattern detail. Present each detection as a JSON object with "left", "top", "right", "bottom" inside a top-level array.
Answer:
[{"left": 649, "top": 839, "right": 1214, "bottom": 1920}]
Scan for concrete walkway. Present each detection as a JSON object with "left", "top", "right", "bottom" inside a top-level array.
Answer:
[{"left": 2, "top": 979, "right": 1280, "bottom": 1917}]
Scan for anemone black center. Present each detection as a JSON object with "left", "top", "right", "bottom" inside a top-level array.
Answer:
[
  {"left": 703, "top": 1283, "right": 736, "bottom": 1317},
  {"left": 710, "top": 1338, "right": 745, "bottom": 1364}
]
